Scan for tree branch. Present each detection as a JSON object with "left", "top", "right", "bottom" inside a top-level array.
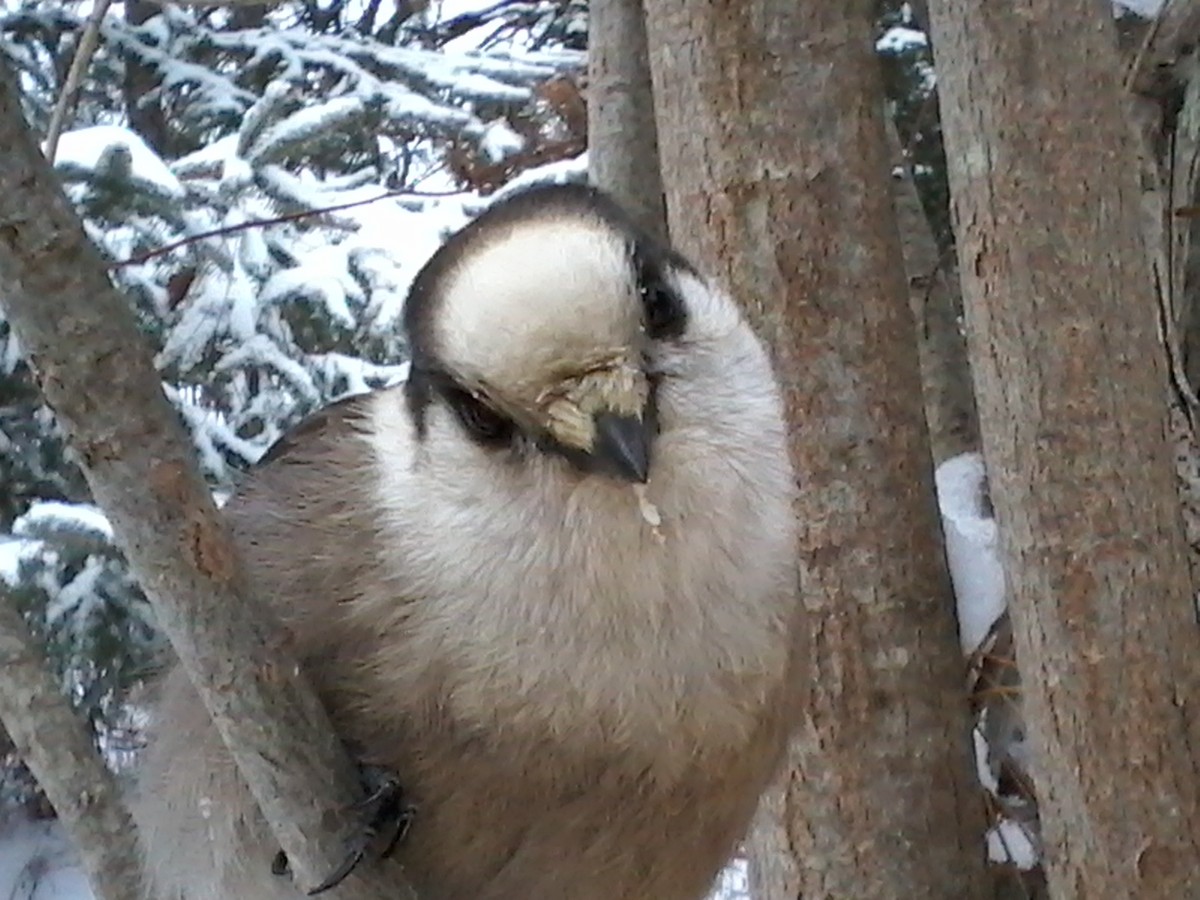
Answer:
[
  {"left": 1126, "top": 0, "right": 1200, "bottom": 94},
  {"left": 586, "top": 0, "right": 668, "bottom": 241},
  {"left": 0, "top": 587, "right": 143, "bottom": 900},
  {"left": 0, "top": 58, "right": 412, "bottom": 900},
  {"left": 109, "top": 187, "right": 463, "bottom": 269},
  {"left": 44, "top": 0, "right": 112, "bottom": 163}
]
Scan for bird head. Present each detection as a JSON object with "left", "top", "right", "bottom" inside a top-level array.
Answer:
[{"left": 403, "top": 184, "right": 695, "bottom": 485}]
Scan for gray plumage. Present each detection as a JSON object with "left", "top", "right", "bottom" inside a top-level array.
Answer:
[{"left": 132, "top": 184, "right": 800, "bottom": 900}]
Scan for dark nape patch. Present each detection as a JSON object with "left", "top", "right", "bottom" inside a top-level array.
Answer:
[
  {"left": 403, "top": 367, "right": 434, "bottom": 442},
  {"left": 439, "top": 382, "right": 514, "bottom": 447},
  {"left": 404, "top": 366, "right": 515, "bottom": 449},
  {"left": 633, "top": 241, "right": 689, "bottom": 341}
]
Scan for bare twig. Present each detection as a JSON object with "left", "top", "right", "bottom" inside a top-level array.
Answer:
[
  {"left": 111, "top": 187, "right": 463, "bottom": 268},
  {"left": 587, "top": 0, "right": 668, "bottom": 242},
  {"left": 1126, "top": 0, "right": 1200, "bottom": 94},
  {"left": 44, "top": 0, "right": 113, "bottom": 163}
]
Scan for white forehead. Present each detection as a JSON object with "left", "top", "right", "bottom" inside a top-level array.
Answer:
[{"left": 434, "top": 218, "right": 640, "bottom": 391}]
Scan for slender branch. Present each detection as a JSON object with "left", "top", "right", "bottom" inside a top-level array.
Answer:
[
  {"left": 0, "top": 587, "right": 143, "bottom": 900},
  {"left": 0, "top": 58, "right": 412, "bottom": 900},
  {"left": 586, "top": 0, "right": 668, "bottom": 242},
  {"left": 111, "top": 187, "right": 462, "bottom": 268},
  {"left": 1126, "top": 0, "right": 1200, "bottom": 94},
  {"left": 44, "top": 0, "right": 113, "bottom": 163}
]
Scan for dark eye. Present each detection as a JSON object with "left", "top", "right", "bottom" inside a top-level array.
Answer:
[
  {"left": 642, "top": 281, "right": 683, "bottom": 338},
  {"left": 635, "top": 248, "right": 687, "bottom": 340},
  {"left": 447, "top": 388, "right": 513, "bottom": 446}
]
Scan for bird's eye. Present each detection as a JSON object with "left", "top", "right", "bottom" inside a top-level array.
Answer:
[
  {"left": 635, "top": 248, "right": 687, "bottom": 340},
  {"left": 642, "top": 282, "right": 681, "bottom": 338},
  {"left": 447, "top": 388, "right": 513, "bottom": 446}
]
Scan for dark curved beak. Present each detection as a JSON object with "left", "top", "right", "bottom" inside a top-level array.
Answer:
[{"left": 593, "top": 411, "right": 652, "bottom": 483}]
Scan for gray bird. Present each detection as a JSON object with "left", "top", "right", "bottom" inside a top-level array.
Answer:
[{"left": 132, "top": 184, "right": 801, "bottom": 900}]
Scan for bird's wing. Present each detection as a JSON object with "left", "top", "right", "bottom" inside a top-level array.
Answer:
[
  {"left": 255, "top": 390, "right": 379, "bottom": 469},
  {"left": 223, "top": 389, "right": 396, "bottom": 633}
]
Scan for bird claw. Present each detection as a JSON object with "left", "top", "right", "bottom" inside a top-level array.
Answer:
[{"left": 270, "top": 763, "right": 416, "bottom": 896}]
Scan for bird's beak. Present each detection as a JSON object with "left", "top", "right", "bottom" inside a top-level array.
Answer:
[{"left": 592, "top": 410, "right": 652, "bottom": 484}]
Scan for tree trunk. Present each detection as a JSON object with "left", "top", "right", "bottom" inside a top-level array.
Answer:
[
  {"left": 927, "top": 1, "right": 1200, "bottom": 895},
  {"left": 885, "top": 115, "right": 981, "bottom": 463},
  {"left": 0, "top": 59, "right": 413, "bottom": 900},
  {"left": 586, "top": 0, "right": 668, "bottom": 241},
  {"left": 643, "top": 2, "right": 988, "bottom": 896},
  {"left": 0, "top": 588, "right": 145, "bottom": 900}
]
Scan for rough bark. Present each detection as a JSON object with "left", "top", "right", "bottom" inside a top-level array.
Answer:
[
  {"left": 0, "top": 589, "right": 144, "bottom": 900},
  {"left": 927, "top": 1, "right": 1200, "bottom": 895},
  {"left": 1127, "top": 20, "right": 1200, "bottom": 583},
  {"left": 885, "top": 116, "right": 980, "bottom": 463},
  {"left": 586, "top": 0, "right": 668, "bottom": 241},
  {"left": 642, "top": 2, "right": 987, "bottom": 896},
  {"left": 0, "top": 60, "right": 413, "bottom": 900}
]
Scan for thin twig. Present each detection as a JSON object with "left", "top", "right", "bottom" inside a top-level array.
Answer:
[
  {"left": 44, "top": 0, "right": 113, "bottom": 163},
  {"left": 111, "top": 186, "right": 463, "bottom": 268},
  {"left": 1123, "top": 4, "right": 1166, "bottom": 94}
]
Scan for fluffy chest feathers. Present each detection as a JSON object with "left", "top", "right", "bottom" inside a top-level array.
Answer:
[{"left": 357, "top": 393, "right": 796, "bottom": 768}]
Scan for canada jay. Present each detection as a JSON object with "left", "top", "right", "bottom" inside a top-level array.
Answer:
[{"left": 133, "top": 183, "right": 801, "bottom": 899}]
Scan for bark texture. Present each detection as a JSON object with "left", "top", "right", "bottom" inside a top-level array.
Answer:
[
  {"left": 587, "top": 0, "right": 668, "bottom": 241},
  {"left": 885, "top": 117, "right": 980, "bottom": 463},
  {"left": 0, "top": 589, "right": 144, "bottom": 900},
  {"left": 928, "top": 1, "right": 1200, "bottom": 895},
  {"left": 0, "top": 60, "right": 413, "bottom": 899},
  {"left": 643, "top": 2, "right": 987, "bottom": 896}
]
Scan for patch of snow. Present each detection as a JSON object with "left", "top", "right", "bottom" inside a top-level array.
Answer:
[
  {"left": 1114, "top": 0, "right": 1166, "bottom": 16},
  {"left": 986, "top": 819, "right": 1038, "bottom": 870},
  {"left": 13, "top": 503, "right": 113, "bottom": 541},
  {"left": 54, "top": 125, "right": 185, "bottom": 199},
  {"left": 876, "top": 26, "right": 927, "bottom": 53},
  {"left": 249, "top": 96, "right": 368, "bottom": 164},
  {"left": 44, "top": 558, "right": 105, "bottom": 628},
  {"left": 711, "top": 856, "right": 749, "bottom": 899},
  {"left": 973, "top": 725, "right": 999, "bottom": 794},
  {"left": 215, "top": 335, "right": 320, "bottom": 406},
  {"left": 313, "top": 354, "right": 410, "bottom": 397},
  {"left": 479, "top": 118, "right": 525, "bottom": 163},
  {"left": 935, "top": 452, "right": 1006, "bottom": 654},
  {"left": 0, "top": 539, "right": 39, "bottom": 586},
  {"left": 260, "top": 264, "right": 357, "bottom": 328}
]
